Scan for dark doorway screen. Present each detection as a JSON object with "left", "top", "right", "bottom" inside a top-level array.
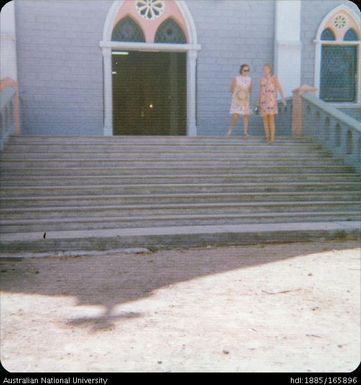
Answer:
[
  {"left": 320, "top": 45, "right": 358, "bottom": 102},
  {"left": 112, "top": 51, "right": 187, "bottom": 135}
]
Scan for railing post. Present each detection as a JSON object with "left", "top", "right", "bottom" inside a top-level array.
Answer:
[
  {"left": 292, "top": 85, "right": 317, "bottom": 137},
  {"left": 353, "top": 131, "right": 361, "bottom": 168},
  {"left": 0, "top": 88, "right": 17, "bottom": 150},
  {"left": 340, "top": 125, "right": 348, "bottom": 156}
]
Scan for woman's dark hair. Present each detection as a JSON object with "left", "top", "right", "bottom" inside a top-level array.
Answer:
[{"left": 239, "top": 64, "right": 250, "bottom": 74}]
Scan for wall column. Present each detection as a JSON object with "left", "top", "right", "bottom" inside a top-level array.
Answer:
[
  {"left": 187, "top": 49, "right": 197, "bottom": 136},
  {"left": 274, "top": 0, "right": 302, "bottom": 98},
  {"left": 102, "top": 47, "right": 113, "bottom": 136}
]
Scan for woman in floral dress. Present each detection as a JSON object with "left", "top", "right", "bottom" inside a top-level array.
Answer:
[
  {"left": 257, "top": 64, "right": 287, "bottom": 143},
  {"left": 227, "top": 64, "right": 252, "bottom": 137}
]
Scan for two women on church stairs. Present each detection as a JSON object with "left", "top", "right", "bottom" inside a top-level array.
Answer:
[{"left": 228, "top": 63, "right": 287, "bottom": 144}]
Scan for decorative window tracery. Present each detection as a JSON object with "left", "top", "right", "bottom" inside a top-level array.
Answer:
[
  {"left": 333, "top": 14, "right": 348, "bottom": 30},
  {"left": 344, "top": 28, "right": 359, "bottom": 41},
  {"left": 112, "top": 17, "right": 145, "bottom": 42},
  {"left": 136, "top": 0, "right": 165, "bottom": 20},
  {"left": 155, "top": 19, "right": 187, "bottom": 44},
  {"left": 320, "top": 28, "right": 336, "bottom": 41}
]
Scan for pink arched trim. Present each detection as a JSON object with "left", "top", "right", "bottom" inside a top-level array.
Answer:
[
  {"left": 112, "top": 1, "right": 189, "bottom": 43},
  {"left": 322, "top": 9, "right": 360, "bottom": 41}
]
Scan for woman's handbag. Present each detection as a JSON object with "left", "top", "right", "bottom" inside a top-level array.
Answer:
[{"left": 234, "top": 86, "right": 248, "bottom": 107}]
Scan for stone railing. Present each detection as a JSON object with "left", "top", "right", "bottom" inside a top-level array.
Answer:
[
  {"left": 0, "top": 87, "right": 17, "bottom": 151},
  {"left": 300, "top": 92, "right": 361, "bottom": 174}
]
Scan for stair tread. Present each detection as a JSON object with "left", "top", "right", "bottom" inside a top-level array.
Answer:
[
  {"left": 1, "top": 221, "right": 360, "bottom": 243},
  {"left": 1, "top": 200, "right": 360, "bottom": 213},
  {"left": 1, "top": 135, "right": 360, "bottom": 249},
  {"left": 0, "top": 210, "right": 359, "bottom": 224},
  {"left": 1, "top": 191, "right": 360, "bottom": 200}
]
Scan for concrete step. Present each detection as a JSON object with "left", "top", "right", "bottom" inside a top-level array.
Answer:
[
  {"left": 0, "top": 167, "right": 361, "bottom": 182},
  {"left": 1, "top": 175, "right": 360, "bottom": 190},
  {"left": 1, "top": 191, "right": 360, "bottom": 208},
  {"left": 1, "top": 201, "right": 359, "bottom": 221},
  {"left": 1, "top": 182, "right": 360, "bottom": 198},
  {"left": 1, "top": 152, "right": 337, "bottom": 162},
  {"left": 7, "top": 135, "right": 315, "bottom": 145},
  {"left": 4, "top": 148, "right": 328, "bottom": 159},
  {"left": 0, "top": 161, "right": 353, "bottom": 173},
  {"left": 1, "top": 191, "right": 360, "bottom": 209},
  {"left": 1, "top": 135, "right": 360, "bottom": 253},
  {"left": 2, "top": 144, "right": 325, "bottom": 152},
  {"left": 1, "top": 211, "right": 360, "bottom": 234},
  {"left": 0, "top": 221, "right": 360, "bottom": 253},
  {"left": 3, "top": 140, "right": 326, "bottom": 157},
  {"left": 2, "top": 136, "right": 320, "bottom": 146},
  {"left": 0, "top": 154, "right": 342, "bottom": 167},
  {"left": 1, "top": 138, "right": 324, "bottom": 146}
]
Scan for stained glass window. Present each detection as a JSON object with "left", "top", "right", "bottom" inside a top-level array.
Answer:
[
  {"left": 344, "top": 28, "right": 359, "bottom": 41},
  {"left": 112, "top": 17, "right": 145, "bottom": 42},
  {"left": 155, "top": 19, "right": 187, "bottom": 44},
  {"left": 321, "top": 28, "right": 336, "bottom": 41}
]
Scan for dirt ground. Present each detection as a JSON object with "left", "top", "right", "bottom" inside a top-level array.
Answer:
[{"left": 0, "top": 240, "right": 360, "bottom": 373}]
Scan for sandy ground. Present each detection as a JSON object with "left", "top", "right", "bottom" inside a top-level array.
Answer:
[{"left": 0, "top": 240, "right": 360, "bottom": 373}]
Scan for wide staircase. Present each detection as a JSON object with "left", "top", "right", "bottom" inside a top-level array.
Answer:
[{"left": 0, "top": 135, "right": 360, "bottom": 253}]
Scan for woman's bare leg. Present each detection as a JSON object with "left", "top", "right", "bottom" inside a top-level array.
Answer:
[
  {"left": 227, "top": 114, "right": 239, "bottom": 136},
  {"left": 269, "top": 115, "right": 276, "bottom": 143},
  {"left": 263, "top": 116, "right": 270, "bottom": 142},
  {"left": 243, "top": 115, "right": 250, "bottom": 136}
]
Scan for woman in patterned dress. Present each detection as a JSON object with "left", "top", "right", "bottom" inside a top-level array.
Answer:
[
  {"left": 227, "top": 64, "right": 252, "bottom": 137},
  {"left": 257, "top": 64, "right": 287, "bottom": 144}
]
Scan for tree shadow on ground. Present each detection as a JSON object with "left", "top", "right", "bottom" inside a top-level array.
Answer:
[{"left": 0, "top": 241, "right": 359, "bottom": 333}]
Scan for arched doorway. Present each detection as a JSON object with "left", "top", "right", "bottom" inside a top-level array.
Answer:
[{"left": 100, "top": 0, "right": 201, "bottom": 136}]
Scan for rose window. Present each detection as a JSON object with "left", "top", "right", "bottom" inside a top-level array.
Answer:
[
  {"left": 333, "top": 14, "right": 348, "bottom": 30},
  {"left": 136, "top": 0, "right": 165, "bottom": 20}
]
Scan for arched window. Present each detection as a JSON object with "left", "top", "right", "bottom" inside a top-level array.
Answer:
[
  {"left": 316, "top": 8, "right": 360, "bottom": 103},
  {"left": 155, "top": 19, "right": 187, "bottom": 44},
  {"left": 321, "top": 28, "right": 336, "bottom": 41},
  {"left": 112, "top": 17, "right": 145, "bottom": 42},
  {"left": 344, "top": 28, "right": 358, "bottom": 41}
]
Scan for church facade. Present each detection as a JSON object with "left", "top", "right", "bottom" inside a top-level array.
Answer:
[{"left": 1, "top": 0, "right": 360, "bottom": 137}]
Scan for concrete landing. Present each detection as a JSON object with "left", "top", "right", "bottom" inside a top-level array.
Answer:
[{"left": 1, "top": 221, "right": 360, "bottom": 254}]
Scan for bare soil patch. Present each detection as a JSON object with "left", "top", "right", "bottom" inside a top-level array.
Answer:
[{"left": 1, "top": 240, "right": 360, "bottom": 372}]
